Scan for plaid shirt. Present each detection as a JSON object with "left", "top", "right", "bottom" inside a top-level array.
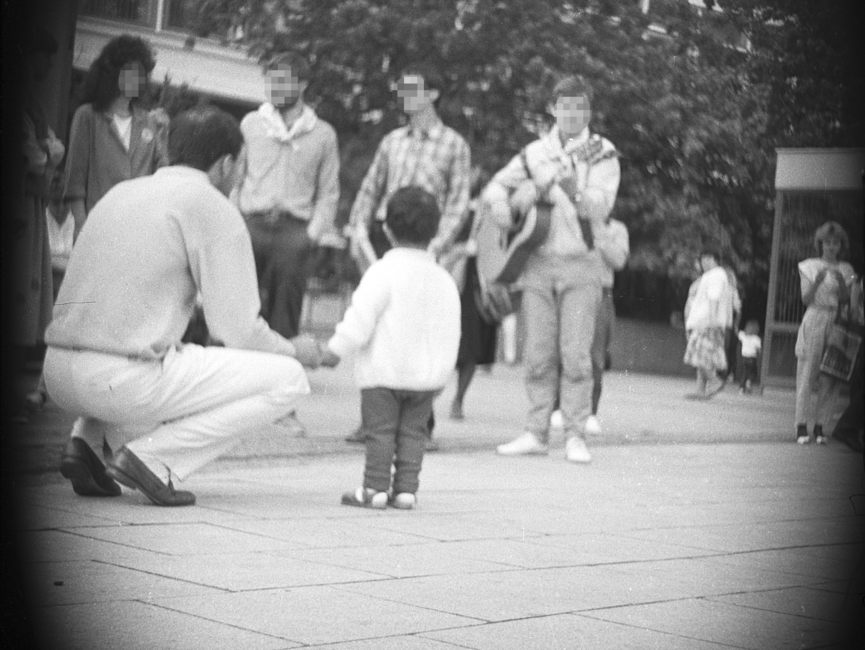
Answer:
[{"left": 349, "top": 119, "right": 471, "bottom": 252}]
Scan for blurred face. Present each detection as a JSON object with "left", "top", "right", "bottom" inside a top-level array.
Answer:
[
  {"left": 822, "top": 236, "right": 842, "bottom": 261},
  {"left": 118, "top": 61, "right": 146, "bottom": 100},
  {"left": 265, "top": 65, "right": 306, "bottom": 108},
  {"left": 700, "top": 254, "right": 717, "bottom": 272},
  {"left": 551, "top": 95, "right": 591, "bottom": 137},
  {"left": 397, "top": 74, "right": 436, "bottom": 114}
]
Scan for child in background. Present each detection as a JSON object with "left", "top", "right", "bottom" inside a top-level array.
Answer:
[
  {"left": 321, "top": 187, "right": 461, "bottom": 509},
  {"left": 738, "top": 319, "right": 762, "bottom": 394}
]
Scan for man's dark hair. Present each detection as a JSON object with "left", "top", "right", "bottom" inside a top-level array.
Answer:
[
  {"left": 549, "top": 75, "right": 593, "bottom": 105},
  {"left": 401, "top": 63, "right": 445, "bottom": 99},
  {"left": 169, "top": 106, "right": 243, "bottom": 171},
  {"left": 263, "top": 51, "right": 311, "bottom": 81},
  {"left": 81, "top": 35, "right": 156, "bottom": 111},
  {"left": 386, "top": 186, "right": 441, "bottom": 245}
]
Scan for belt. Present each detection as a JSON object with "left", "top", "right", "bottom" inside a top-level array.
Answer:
[{"left": 244, "top": 209, "right": 304, "bottom": 224}]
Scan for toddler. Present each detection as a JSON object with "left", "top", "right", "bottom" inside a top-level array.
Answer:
[
  {"left": 738, "top": 319, "right": 762, "bottom": 394},
  {"left": 321, "top": 187, "right": 461, "bottom": 509}
]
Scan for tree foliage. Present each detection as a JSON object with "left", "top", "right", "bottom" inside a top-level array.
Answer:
[{"left": 189, "top": 0, "right": 865, "bottom": 315}]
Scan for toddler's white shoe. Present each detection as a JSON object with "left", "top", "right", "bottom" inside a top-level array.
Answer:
[
  {"left": 585, "top": 415, "right": 602, "bottom": 435},
  {"left": 550, "top": 410, "right": 564, "bottom": 429},
  {"left": 341, "top": 487, "right": 388, "bottom": 509},
  {"left": 565, "top": 437, "right": 592, "bottom": 464},
  {"left": 390, "top": 493, "right": 416, "bottom": 510},
  {"left": 497, "top": 432, "right": 548, "bottom": 456}
]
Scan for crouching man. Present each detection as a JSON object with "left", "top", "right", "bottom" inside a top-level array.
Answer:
[{"left": 44, "top": 107, "right": 320, "bottom": 506}]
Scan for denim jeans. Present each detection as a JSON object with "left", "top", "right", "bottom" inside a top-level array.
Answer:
[{"left": 361, "top": 387, "right": 435, "bottom": 494}]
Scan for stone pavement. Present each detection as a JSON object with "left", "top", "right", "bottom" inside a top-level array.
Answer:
[{"left": 6, "top": 363, "right": 865, "bottom": 649}]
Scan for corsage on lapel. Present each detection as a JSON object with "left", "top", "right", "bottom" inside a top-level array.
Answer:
[{"left": 141, "top": 128, "right": 154, "bottom": 144}]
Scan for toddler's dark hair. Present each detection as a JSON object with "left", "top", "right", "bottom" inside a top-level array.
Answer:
[{"left": 386, "top": 186, "right": 441, "bottom": 245}]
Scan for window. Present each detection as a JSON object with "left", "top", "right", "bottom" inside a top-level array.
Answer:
[
  {"left": 165, "top": 0, "right": 199, "bottom": 31},
  {"left": 81, "top": 0, "right": 156, "bottom": 26}
]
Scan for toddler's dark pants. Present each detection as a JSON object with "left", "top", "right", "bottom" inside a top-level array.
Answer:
[
  {"left": 739, "top": 356, "right": 758, "bottom": 389},
  {"left": 362, "top": 387, "right": 435, "bottom": 494}
]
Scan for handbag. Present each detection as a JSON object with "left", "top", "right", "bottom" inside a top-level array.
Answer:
[
  {"left": 820, "top": 304, "right": 863, "bottom": 382},
  {"left": 46, "top": 208, "right": 74, "bottom": 271}
]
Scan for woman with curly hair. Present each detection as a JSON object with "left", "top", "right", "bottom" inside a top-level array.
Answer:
[
  {"left": 64, "top": 34, "right": 169, "bottom": 239},
  {"left": 794, "top": 221, "right": 856, "bottom": 445}
]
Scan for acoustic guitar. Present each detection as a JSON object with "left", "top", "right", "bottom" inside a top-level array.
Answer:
[
  {"left": 476, "top": 134, "right": 614, "bottom": 287},
  {"left": 475, "top": 196, "right": 553, "bottom": 286}
]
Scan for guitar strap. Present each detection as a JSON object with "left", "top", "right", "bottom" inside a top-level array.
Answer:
[{"left": 521, "top": 145, "right": 595, "bottom": 250}]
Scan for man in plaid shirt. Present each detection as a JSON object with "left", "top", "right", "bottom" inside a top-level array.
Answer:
[
  {"left": 346, "top": 64, "right": 471, "bottom": 447},
  {"left": 348, "top": 65, "right": 471, "bottom": 272}
]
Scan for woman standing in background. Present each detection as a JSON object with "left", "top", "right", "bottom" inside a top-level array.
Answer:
[
  {"left": 794, "top": 221, "right": 856, "bottom": 445},
  {"left": 683, "top": 249, "right": 733, "bottom": 399},
  {"left": 64, "top": 34, "right": 168, "bottom": 239}
]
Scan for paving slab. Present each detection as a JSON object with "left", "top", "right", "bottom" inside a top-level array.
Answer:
[
  {"left": 30, "top": 600, "right": 297, "bottom": 650},
  {"left": 153, "top": 586, "right": 480, "bottom": 646},
  {"left": 21, "top": 559, "right": 221, "bottom": 607},
  {"left": 281, "top": 541, "right": 512, "bottom": 578},
  {"left": 102, "top": 549, "right": 391, "bottom": 591},
  {"left": 423, "top": 613, "right": 736, "bottom": 650},
  {"left": 583, "top": 598, "right": 849, "bottom": 649},
  {"left": 304, "top": 638, "right": 467, "bottom": 650},
  {"left": 61, "top": 522, "right": 303, "bottom": 555},
  {"left": 217, "top": 516, "right": 434, "bottom": 548},
  {"left": 334, "top": 564, "right": 702, "bottom": 621},
  {"left": 707, "top": 586, "right": 850, "bottom": 623}
]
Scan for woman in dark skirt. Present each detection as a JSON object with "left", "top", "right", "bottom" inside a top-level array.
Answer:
[
  {"left": 442, "top": 170, "right": 499, "bottom": 420},
  {"left": 451, "top": 252, "right": 499, "bottom": 419}
]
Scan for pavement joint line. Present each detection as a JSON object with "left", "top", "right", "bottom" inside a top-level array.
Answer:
[
  {"left": 324, "top": 583, "right": 493, "bottom": 624},
  {"left": 88, "top": 558, "right": 236, "bottom": 592},
  {"left": 700, "top": 590, "right": 854, "bottom": 623},
  {"left": 569, "top": 611, "right": 751, "bottom": 649},
  {"left": 139, "top": 599, "right": 301, "bottom": 645}
]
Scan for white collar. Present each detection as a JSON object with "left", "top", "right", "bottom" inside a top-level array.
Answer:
[{"left": 257, "top": 103, "right": 318, "bottom": 143}]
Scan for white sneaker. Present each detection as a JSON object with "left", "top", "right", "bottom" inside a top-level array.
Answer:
[
  {"left": 565, "top": 437, "right": 592, "bottom": 463},
  {"left": 585, "top": 415, "right": 602, "bottom": 435},
  {"left": 550, "top": 410, "right": 564, "bottom": 429},
  {"left": 390, "top": 493, "right": 416, "bottom": 510},
  {"left": 497, "top": 432, "right": 548, "bottom": 456}
]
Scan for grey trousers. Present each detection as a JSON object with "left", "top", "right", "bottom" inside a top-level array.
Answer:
[
  {"left": 521, "top": 254, "right": 602, "bottom": 441},
  {"left": 362, "top": 387, "right": 435, "bottom": 494}
]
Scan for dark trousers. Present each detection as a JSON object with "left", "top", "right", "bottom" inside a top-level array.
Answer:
[
  {"left": 739, "top": 357, "right": 758, "bottom": 389},
  {"left": 246, "top": 214, "right": 312, "bottom": 339},
  {"left": 361, "top": 387, "right": 435, "bottom": 494},
  {"left": 590, "top": 289, "right": 615, "bottom": 415}
]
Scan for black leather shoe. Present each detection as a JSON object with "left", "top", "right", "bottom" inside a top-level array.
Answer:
[
  {"left": 60, "top": 438, "right": 122, "bottom": 497},
  {"left": 106, "top": 447, "right": 195, "bottom": 506}
]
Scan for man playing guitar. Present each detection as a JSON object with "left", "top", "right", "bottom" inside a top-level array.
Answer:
[{"left": 480, "top": 75, "right": 620, "bottom": 464}]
